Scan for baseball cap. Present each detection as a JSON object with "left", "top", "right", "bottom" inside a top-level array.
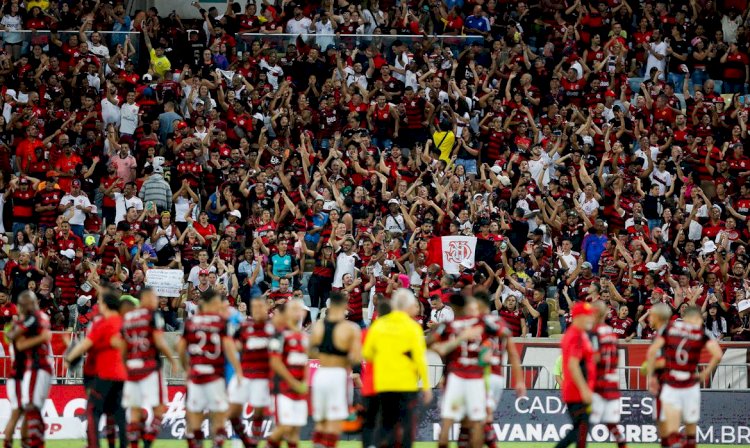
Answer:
[
  {"left": 388, "top": 198, "right": 400, "bottom": 205},
  {"left": 581, "top": 261, "right": 593, "bottom": 270},
  {"left": 199, "top": 269, "right": 210, "bottom": 276},
  {"left": 228, "top": 210, "right": 242, "bottom": 219},
  {"left": 652, "top": 287, "right": 665, "bottom": 295},
  {"left": 571, "top": 301, "right": 594, "bottom": 318},
  {"left": 72, "top": 179, "right": 81, "bottom": 187},
  {"left": 77, "top": 295, "right": 92, "bottom": 307},
  {"left": 60, "top": 249, "right": 76, "bottom": 259},
  {"left": 120, "top": 295, "right": 140, "bottom": 307},
  {"left": 604, "top": 90, "right": 617, "bottom": 98}
]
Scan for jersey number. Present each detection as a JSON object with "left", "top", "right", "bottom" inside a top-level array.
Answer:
[
  {"left": 675, "top": 338, "right": 690, "bottom": 366},
  {"left": 191, "top": 330, "right": 222, "bottom": 360}
]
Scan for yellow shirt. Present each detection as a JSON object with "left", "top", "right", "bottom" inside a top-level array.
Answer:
[
  {"left": 27, "top": 0, "right": 50, "bottom": 10},
  {"left": 149, "top": 48, "right": 171, "bottom": 79},
  {"left": 432, "top": 130, "right": 455, "bottom": 163},
  {"left": 362, "top": 310, "right": 430, "bottom": 393}
]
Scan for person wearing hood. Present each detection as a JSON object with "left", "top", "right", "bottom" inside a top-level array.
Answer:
[{"left": 138, "top": 165, "right": 172, "bottom": 212}]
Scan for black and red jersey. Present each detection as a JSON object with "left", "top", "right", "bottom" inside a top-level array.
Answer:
[
  {"left": 17, "top": 310, "right": 53, "bottom": 374},
  {"left": 236, "top": 319, "right": 275, "bottom": 379},
  {"left": 661, "top": 320, "right": 712, "bottom": 388},
  {"left": 499, "top": 308, "right": 524, "bottom": 337},
  {"left": 433, "top": 315, "right": 508, "bottom": 379},
  {"left": 122, "top": 308, "right": 165, "bottom": 381},
  {"left": 590, "top": 323, "right": 620, "bottom": 399},
  {"left": 182, "top": 313, "right": 230, "bottom": 384},
  {"left": 269, "top": 329, "right": 308, "bottom": 399}
]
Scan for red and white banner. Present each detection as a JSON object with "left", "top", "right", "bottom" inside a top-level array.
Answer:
[{"left": 426, "top": 236, "right": 477, "bottom": 274}]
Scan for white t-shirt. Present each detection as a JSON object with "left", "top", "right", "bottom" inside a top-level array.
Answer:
[
  {"left": 188, "top": 264, "right": 217, "bottom": 287},
  {"left": 578, "top": 193, "right": 600, "bottom": 217},
  {"left": 430, "top": 305, "right": 455, "bottom": 324},
  {"left": 120, "top": 102, "right": 139, "bottom": 135},
  {"left": 60, "top": 194, "right": 92, "bottom": 225},
  {"left": 114, "top": 192, "right": 143, "bottom": 224},
  {"left": 286, "top": 17, "right": 311, "bottom": 36},
  {"left": 101, "top": 98, "right": 120, "bottom": 127},
  {"left": 332, "top": 251, "right": 359, "bottom": 288}
]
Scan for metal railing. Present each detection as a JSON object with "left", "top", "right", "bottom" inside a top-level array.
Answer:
[
  {"left": 0, "top": 29, "right": 141, "bottom": 61},
  {"left": 4, "top": 356, "right": 739, "bottom": 391},
  {"left": 234, "top": 32, "right": 480, "bottom": 55}
]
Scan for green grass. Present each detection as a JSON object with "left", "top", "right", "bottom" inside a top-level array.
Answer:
[{"left": 33, "top": 442, "right": 750, "bottom": 448}]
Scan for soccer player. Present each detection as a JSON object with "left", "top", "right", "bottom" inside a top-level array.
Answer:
[
  {"left": 3, "top": 311, "right": 26, "bottom": 448},
  {"left": 555, "top": 301, "right": 596, "bottom": 448},
  {"left": 177, "top": 289, "right": 244, "bottom": 448},
  {"left": 266, "top": 299, "right": 310, "bottom": 448},
  {"left": 228, "top": 296, "right": 275, "bottom": 448},
  {"left": 646, "top": 306, "right": 722, "bottom": 448},
  {"left": 6, "top": 291, "right": 53, "bottom": 448},
  {"left": 309, "top": 291, "right": 362, "bottom": 448},
  {"left": 590, "top": 301, "right": 627, "bottom": 448},
  {"left": 121, "top": 288, "right": 178, "bottom": 448},
  {"left": 644, "top": 303, "right": 672, "bottom": 443},
  {"left": 474, "top": 290, "right": 526, "bottom": 448},
  {"left": 64, "top": 291, "right": 128, "bottom": 448},
  {"left": 431, "top": 293, "right": 501, "bottom": 448}
]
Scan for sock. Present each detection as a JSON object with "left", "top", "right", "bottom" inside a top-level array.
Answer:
[
  {"left": 105, "top": 416, "right": 117, "bottom": 448},
  {"left": 456, "top": 424, "right": 469, "bottom": 448},
  {"left": 143, "top": 414, "right": 161, "bottom": 448},
  {"left": 606, "top": 423, "right": 627, "bottom": 448},
  {"left": 312, "top": 431, "right": 324, "bottom": 448},
  {"left": 484, "top": 422, "right": 497, "bottom": 448},
  {"left": 327, "top": 433, "right": 339, "bottom": 447},
  {"left": 685, "top": 434, "right": 697, "bottom": 448},
  {"left": 250, "top": 417, "right": 263, "bottom": 439},
  {"left": 438, "top": 444, "right": 449, "bottom": 448},
  {"left": 664, "top": 433, "right": 681, "bottom": 448},
  {"left": 4, "top": 437, "right": 12, "bottom": 448},
  {"left": 186, "top": 431, "right": 198, "bottom": 448},
  {"left": 212, "top": 427, "right": 227, "bottom": 448},
  {"left": 287, "top": 442, "right": 298, "bottom": 448},
  {"left": 266, "top": 439, "right": 280, "bottom": 448},
  {"left": 24, "top": 408, "right": 44, "bottom": 448},
  {"left": 127, "top": 422, "right": 142, "bottom": 448}
]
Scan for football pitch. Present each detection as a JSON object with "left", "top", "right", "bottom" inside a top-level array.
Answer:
[{"left": 34, "top": 442, "right": 750, "bottom": 448}]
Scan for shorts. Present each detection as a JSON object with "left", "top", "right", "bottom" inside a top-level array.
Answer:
[
  {"left": 228, "top": 376, "right": 272, "bottom": 408},
  {"left": 186, "top": 378, "right": 228, "bottom": 413},
  {"left": 312, "top": 367, "right": 350, "bottom": 422},
  {"left": 273, "top": 393, "right": 308, "bottom": 427},
  {"left": 487, "top": 374, "right": 504, "bottom": 411},
  {"left": 589, "top": 393, "right": 621, "bottom": 424},
  {"left": 6, "top": 378, "right": 22, "bottom": 410},
  {"left": 660, "top": 383, "right": 701, "bottom": 424},
  {"left": 21, "top": 369, "right": 52, "bottom": 409},
  {"left": 440, "top": 373, "right": 487, "bottom": 422},
  {"left": 122, "top": 371, "right": 168, "bottom": 409}
]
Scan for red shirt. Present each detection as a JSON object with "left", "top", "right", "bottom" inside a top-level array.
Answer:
[
  {"left": 560, "top": 324, "right": 595, "bottom": 403},
  {"left": 87, "top": 314, "right": 127, "bottom": 381}
]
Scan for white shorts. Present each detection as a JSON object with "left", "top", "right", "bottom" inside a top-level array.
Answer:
[
  {"left": 228, "top": 376, "right": 272, "bottom": 408},
  {"left": 21, "top": 369, "right": 51, "bottom": 409},
  {"left": 273, "top": 393, "right": 308, "bottom": 427},
  {"left": 487, "top": 374, "right": 504, "bottom": 411},
  {"left": 122, "top": 371, "right": 168, "bottom": 409},
  {"left": 660, "top": 383, "right": 701, "bottom": 424},
  {"left": 312, "top": 367, "right": 350, "bottom": 422},
  {"left": 186, "top": 379, "right": 228, "bottom": 413},
  {"left": 6, "top": 378, "right": 22, "bottom": 410},
  {"left": 589, "top": 393, "right": 621, "bottom": 424},
  {"left": 440, "top": 373, "right": 487, "bottom": 422}
]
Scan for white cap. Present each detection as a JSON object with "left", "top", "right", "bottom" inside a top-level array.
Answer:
[
  {"left": 77, "top": 295, "right": 92, "bottom": 307},
  {"left": 459, "top": 259, "right": 474, "bottom": 269},
  {"left": 700, "top": 240, "right": 717, "bottom": 255},
  {"left": 498, "top": 175, "right": 511, "bottom": 187},
  {"left": 5, "top": 89, "right": 17, "bottom": 101},
  {"left": 228, "top": 210, "right": 242, "bottom": 219},
  {"left": 388, "top": 198, "right": 400, "bottom": 205},
  {"left": 582, "top": 135, "right": 594, "bottom": 146},
  {"left": 490, "top": 165, "right": 503, "bottom": 175},
  {"left": 142, "top": 73, "right": 153, "bottom": 81},
  {"left": 60, "top": 249, "right": 76, "bottom": 259},
  {"left": 252, "top": 113, "right": 264, "bottom": 121}
]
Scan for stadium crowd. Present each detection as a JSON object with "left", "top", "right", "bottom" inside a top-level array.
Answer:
[{"left": 0, "top": 0, "right": 750, "bottom": 344}]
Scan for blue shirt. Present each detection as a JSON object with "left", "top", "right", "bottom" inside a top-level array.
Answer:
[
  {"left": 270, "top": 253, "right": 294, "bottom": 288},
  {"left": 464, "top": 15, "right": 490, "bottom": 32},
  {"left": 304, "top": 212, "right": 329, "bottom": 245},
  {"left": 224, "top": 308, "right": 244, "bottom": 382},
  {"left": 582, "top": 233, "right": 608, "bottom": 273}
]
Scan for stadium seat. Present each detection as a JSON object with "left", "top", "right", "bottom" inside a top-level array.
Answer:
[
  {"left": 628, "top": 77, "right": 645, "bottom": 95},
  {"left": 713, "top": 80, "right": 723, "bottom": 94}
]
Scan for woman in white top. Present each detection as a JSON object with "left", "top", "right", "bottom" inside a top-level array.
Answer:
[
  {"left": 0, "top": 4, "right": 23, "bottom": 59},
  {"left": 152, "top": 211, "right": 181, "bottom": 265},
  {"left": 172, "top": 180, "right": 200, "bottom": 231}
]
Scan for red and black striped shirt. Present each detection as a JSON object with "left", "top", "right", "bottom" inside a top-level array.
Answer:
[
  {"left": 269, "top": 329, "right": 308, "bottom": 399},
  {"left": 122, "top": 308, "right": 165, "bottom": 381},
  {"left": 182, "top": 313, "right": 230, "bottom": 384},
  {"left": 662, "top": 320, "right": 712, "bottom": 388},
  {"left": 590, "top": 323, "right": 620, "bottom": 399},
  {"left": 235, "top": 319, "right": 275, "bottom": 379}
]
